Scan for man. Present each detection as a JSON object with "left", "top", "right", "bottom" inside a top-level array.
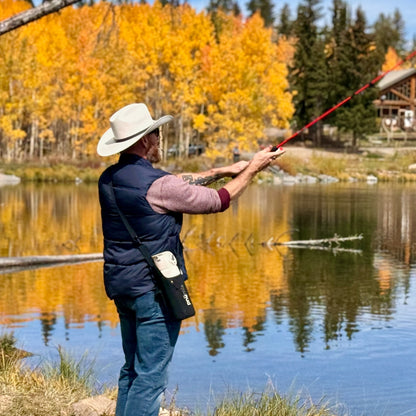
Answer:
[
  {"left": 97, "top": 103, "right": 284, "bottom": 416},
  {"left": 232, "top": 144, "right": 240, "bottom": 163}
]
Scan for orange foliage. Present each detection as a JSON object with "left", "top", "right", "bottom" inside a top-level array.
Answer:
[
  {"left": 382, "top": 46, "right": 403, "bottom": 72},
  {"left": 0, "top": 0, "right": 30, "bottom": 19},
  {"left": 0, "top": 1, "right": 294, "bottom": 161}
]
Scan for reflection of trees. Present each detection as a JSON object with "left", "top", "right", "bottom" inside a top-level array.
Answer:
[
  {"left": 242, "top": 315, "right": 265, "bottom": 352},
  {"left": 203, "top": 309, "right": 225, "bottom": 356},
  {"left": 281, "top": 184, "right": 378, "bottom": 351},
  {"left": 0, "top": 263, "right": 118, "bottom": 346},
  {"left": 0, "top": 183, "right": 102, "bottom": 257},
  {"left": 375, "top": 185, "right": 416, "bottom": 266},
  {"left": 40, "top": 312, "right": 57, "bottom": 346},
  {"left": 2, "top": 184, "right": 415, "bottom": 355},
  {"left": 282, "top": 251, "right": 378, "bottom": 353},
  {"left": 277, "top": 185, "right": 414, "bottom": 352}
]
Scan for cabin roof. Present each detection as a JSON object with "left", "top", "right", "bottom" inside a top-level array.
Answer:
[{"left": 377, "top": 68, "right": 416, "bottom": 91}]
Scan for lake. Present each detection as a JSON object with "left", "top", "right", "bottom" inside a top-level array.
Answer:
[{"left": 0, "top": 181, "right": 415, "bottom": 415}]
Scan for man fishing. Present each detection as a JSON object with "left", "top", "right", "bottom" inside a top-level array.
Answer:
[{"left": 97, "top": 102, "right": 284, "bottom": 416}]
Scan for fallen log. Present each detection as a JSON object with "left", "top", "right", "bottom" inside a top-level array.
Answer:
[
  {"left": 273, "top": 234, "right": 363, "bottom": 247},
  {"left": 0, "top": 253, "right": 103, "bottom": 274},
  {"left": 280, "top": 245, "right": 362, "bottom": 254}
]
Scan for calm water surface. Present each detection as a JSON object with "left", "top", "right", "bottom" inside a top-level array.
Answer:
[{"left": 1, "top": 182, "right": 416, "bottom": 416}]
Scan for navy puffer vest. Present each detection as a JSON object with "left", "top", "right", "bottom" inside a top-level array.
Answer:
[{"left": 98, "top": 154, "right": 187, "bottom": 299}]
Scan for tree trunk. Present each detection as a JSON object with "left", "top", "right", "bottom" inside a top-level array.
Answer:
[
  {"left": 352, "top": 132, "right": 358, "bottom": 150},
  {"left": 178, "top": 114, "right": 184, "bottom": 157},
  {"left": 185, "top": 128, "right": 190, "bottom": 157},
  {"left": 0, "top": 0, "right": 81, "bottom": 36},
  {"left": 39, "top": 135, "right": 44, "bottom": 161},
  {"left": 29, "top": 117, "right": 38, "bottom": 159}
]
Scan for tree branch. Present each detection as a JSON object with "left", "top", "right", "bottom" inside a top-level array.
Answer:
[{"left": 0, "top": 0, "right": 81, "bottom": 36}]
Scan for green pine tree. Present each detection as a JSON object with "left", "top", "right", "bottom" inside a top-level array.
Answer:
[
  {"left": 373, "top": 9, "right": 406, "bottom": 55},
  {"left": 246, "top": 0, "right": 275, "bottom": 27},
  {"left": 276, "top": 3, "right": 293, "bottom": 37},
  {"left": 207, "top": 0, "right": 240, "bottom": 15},
  {"left": 207, "top": 0, "right": 241, "bottom": 41},
  {"left": 325, "top": 0, "right": 351, "bottom": 143},
  {"left": 290, "top": 0, "right": 328, "bottom": 146},
  {"left": 335, "top": 7, "right": 380, "bottom": 149}
]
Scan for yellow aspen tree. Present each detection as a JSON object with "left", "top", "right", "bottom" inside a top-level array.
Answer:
[
  {"left": 21, "top": 12, "right": 71, "bottom": 160},
  {"left": 0, "top": 0, "right": 32, "bottom": 160},
  {"left": 159, "top": 4, "right": 214, "bottom": 156},
  {"left": 118, "top": 2, "right": 168, "bottom": 112},
  {"left": 382, "top": 46, "right": 403, "bottom": 72},
  {"left": 199, "top": 12, "right": 294, "bottom": 158},
  {"left": 57, "top": 4, "right": 111, "bottom": 159},
  {"left": 1, "top": 1, "right": 294, "bottom": 161},
  {"left": 118, "top": 2, "right": 186, "bottom": 155},
  {"left": 93, "top": 4, "right": 135, "bottom": 137}
]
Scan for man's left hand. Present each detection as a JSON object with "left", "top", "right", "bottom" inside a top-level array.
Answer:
[{"left": 226, "top": 160, "right": 249, "bottom": 177}]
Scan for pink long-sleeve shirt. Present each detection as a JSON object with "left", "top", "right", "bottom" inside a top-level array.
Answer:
[{"left": 146, "top": 174, "right": 230, "bottom": 214}]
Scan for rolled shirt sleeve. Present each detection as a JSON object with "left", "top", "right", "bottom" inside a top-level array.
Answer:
[{"left": 146, "top": 175, "right": 230, "bottom": 214}]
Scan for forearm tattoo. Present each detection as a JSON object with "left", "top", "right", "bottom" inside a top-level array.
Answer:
[{"left": 181, "top": 174, "right": 221, "bottom": 186}]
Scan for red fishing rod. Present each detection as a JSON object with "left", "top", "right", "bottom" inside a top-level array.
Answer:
[{"left": 272, "top": 49, "right": 416, "bottom": 151}]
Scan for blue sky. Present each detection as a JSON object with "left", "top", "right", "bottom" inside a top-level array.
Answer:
[{"left": 189, "top": 0, "right": 416, "bottom": 45}]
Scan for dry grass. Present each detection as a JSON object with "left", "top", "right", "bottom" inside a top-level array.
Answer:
[
  {"left": 199, "top": 384, "right": 345, "bottom": 416},
  {"left": 274, "top": 146, "right": 416, "bottom": 181},
  {"left": 1, "top": 334, "right": 94, "bottom": 416}
]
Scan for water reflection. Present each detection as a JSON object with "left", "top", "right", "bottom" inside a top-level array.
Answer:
[
  {"left": 281, "top": 185, "right": 414, "bottom": 352},
  {"left": 0, "top": 183, "right": 102, "bottom": 257},
  {"left": 0, "top": 183, "right": 415, "bottom": 353}
]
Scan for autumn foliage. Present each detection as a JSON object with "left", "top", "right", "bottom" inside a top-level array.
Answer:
[{"left": 0, "top": 0, "right": 294, "bottom": 162}]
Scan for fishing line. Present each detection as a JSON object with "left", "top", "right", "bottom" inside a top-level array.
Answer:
[{"left": 271, "top": 49, "right": 416, "bottom": 151}]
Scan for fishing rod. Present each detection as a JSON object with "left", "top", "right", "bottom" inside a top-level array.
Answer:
[{"left": 272, "top": 49, "right": 416, "bottom": 151}]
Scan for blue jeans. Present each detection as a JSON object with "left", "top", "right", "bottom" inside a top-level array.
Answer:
[{"left": 114, "top": 290, "right": 181, "bottom": 416}]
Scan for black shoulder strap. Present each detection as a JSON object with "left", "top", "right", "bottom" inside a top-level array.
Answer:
[
  {"left": 108, "top": 181, "right": 142, "bottom": 244},
  {"left": 108, "top": 181, "right": 162, "bottom": 281}
]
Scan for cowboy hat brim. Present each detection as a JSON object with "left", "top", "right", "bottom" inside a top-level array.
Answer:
[{"left": 97, "top": 115, "right": 173, "bottom": 157}]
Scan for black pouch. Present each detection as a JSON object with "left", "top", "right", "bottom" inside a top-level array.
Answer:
[
  {"left": 152, "top": 251, "right": 195, "bottom": 320},
  {"left": 157, "top": 273, "right": 195, "bottom": 320}
]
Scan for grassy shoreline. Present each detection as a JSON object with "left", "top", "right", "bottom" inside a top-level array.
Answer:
[
  {"left": 1, "top": 333, "right": 342, "bottom": 416},
  {"left": 0, "top": 333, "right": 98, "bottom": 416},
  {"left": 1, "top": 146, "right": 416, "bottom": 184}
]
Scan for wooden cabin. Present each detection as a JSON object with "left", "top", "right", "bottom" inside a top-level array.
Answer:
[{"left": 374, "top": 68, "right": 416, "bottom": 133}]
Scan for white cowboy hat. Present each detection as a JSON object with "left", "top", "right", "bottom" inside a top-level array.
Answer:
[{"left": 97, "top": 103, "right": 173, "bottom": 157}]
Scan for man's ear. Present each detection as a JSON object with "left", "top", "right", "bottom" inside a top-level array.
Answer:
[{"left": 141, "top": 134, "right": 151, "bottom": 149}]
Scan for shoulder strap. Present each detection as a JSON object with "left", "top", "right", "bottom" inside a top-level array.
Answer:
[
  {"left": 108, "top": 181, "right": 162, "bottom": 281},
  {"left": 108, "top": 181, "right": 142, "bottom": 244}
]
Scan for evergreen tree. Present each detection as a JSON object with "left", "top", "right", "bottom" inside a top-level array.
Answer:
[
  {"left": 373, "top": 9, "right": 406, "bottom": 55},
  {"left": 207, "top": 0, "right": 240, "bottom": 15},
  {"left": 325, "top": 0, "right": 351, "bottom": 140},
  {"left": 276, "top": 3, "right": 293, "bottom": 37},
  {"left": 246, "top": 0, "right": 274, "bottom": 27},
  {"left": 207, "top": 0, "right": 241, "bottom": 41},
  {"left": 391, "top": 9, "right": 406, "bottom": 53},
  {"left": 290, "top": 0, "right": 328, "bottom": 146},
  {"left": 335, "top": 7, "right": 380, "bottom": 148}
]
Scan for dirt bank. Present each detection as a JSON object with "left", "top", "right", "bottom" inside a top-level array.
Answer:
[{"left": 284, "top": 145, "right": 415, "bottom": 160}]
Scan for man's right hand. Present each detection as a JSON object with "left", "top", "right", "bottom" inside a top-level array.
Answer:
[
  {"left": 223, "top": 146, "right": 286, "bottom": 200},
  {"left": 249, "top": 145, "right": 285, "bottom": 173}
]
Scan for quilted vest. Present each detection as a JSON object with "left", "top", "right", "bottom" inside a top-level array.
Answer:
[{"left": 98, "top": 153, "right": 187, "bottom": 299}]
